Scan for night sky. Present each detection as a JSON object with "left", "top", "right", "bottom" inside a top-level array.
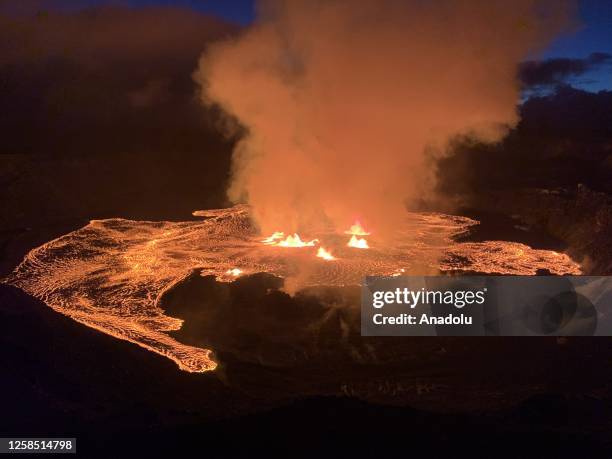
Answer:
[
  {"left": 543, "top": 0, "right": 612, "bottom": 92},
  {"left": 3, "top": 0, "right": 611, "bottom": 92}
]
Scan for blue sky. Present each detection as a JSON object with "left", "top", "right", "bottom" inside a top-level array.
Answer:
[
  {"left": 125, "top": 0, "right": 256, "bottom": 24},
  {"left": 542, "top": 0, "right": 612, "bottom": 91}
]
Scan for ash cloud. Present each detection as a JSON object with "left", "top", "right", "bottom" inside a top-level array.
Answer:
[
  {"left": 197, "top": 0, "right": 574, "bottom": 237},
  {"left": 519, "top": 52, "right": 612, "bottom": 89}
]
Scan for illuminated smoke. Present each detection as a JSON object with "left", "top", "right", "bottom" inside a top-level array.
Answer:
[
  {"left": 196, "top": 0, "right": 574, "bottom": 237},
  {"left": 344, "top": 221, "right": 371, "bottom": 236}
]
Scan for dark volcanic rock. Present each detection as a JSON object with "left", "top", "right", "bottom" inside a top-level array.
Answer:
[
  {"left": 3, "top": 282, "right": 612, "bottom": 456},
  {"left": 0, "top": 283, "right": 261, "bottom": 433},
  {"left": 456, "top": 186, "right": 612, "bottom": 275}
]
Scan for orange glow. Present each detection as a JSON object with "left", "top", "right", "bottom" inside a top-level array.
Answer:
[
  {"left": 262, "top": 231, "right": 285, "bottom": 244},
  {"left": 344, "top": 221, "right": 371, "bottom": 236},
  {"left": 347, "top": 235, "right": 369, "bottom": 249},
  {"left": 316, "top": 247, "right": 336, "bottom": 261},
  {"left": 5, "top": 205, "right": 582, "bottom": 373},
  {"left": 226, "top": 268, "right": 243, "bottom": 276},
  {"left": 271, "top": 233, "right": 318, "bottom": 247}
]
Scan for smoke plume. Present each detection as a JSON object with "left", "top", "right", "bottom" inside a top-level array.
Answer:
[{"left": 196, "top": 0, "right": 574, "bottom": 237}]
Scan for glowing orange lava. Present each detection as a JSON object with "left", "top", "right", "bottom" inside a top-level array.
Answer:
[
  {"left": 262, "top": 231, "right": 285, "bottom": 244},
  {"left": 316, "top": 247, "right": 336, "bottom": 261},
  {"left": 344, "top": 221, "right": 371, "bottom": 236},
  {"left": 267, "top": 233, "right": 318, "bottom": 247},
  {"left": 4, "top": 205, "right": 581, "bottom": 373},
  {"left": 347, "top": 235, "right": 369, "bottom": 249}
]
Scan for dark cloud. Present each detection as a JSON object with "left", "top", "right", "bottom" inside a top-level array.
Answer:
[
  {"left": 519, "top": 52, "right": 612, "bottom": 88},
  {"left": 437, "top": 86, "right": 612, "bottom": 198},
  {"left": 0, "top": 5, "right": 238, "bottom": 155},
  {"left": 0, "top": 5, "right": 240, "bottom": 228}
]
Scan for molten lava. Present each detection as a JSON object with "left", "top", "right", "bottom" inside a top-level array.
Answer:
[
  {"left": 316, "top": 247, "right": 336, "bottom": 261},
  {"left": 269, "top": 233, "right": 318, "bottom": 247},
  {"left": 345, "top": 221, "right": 371, "bottom": 236},
  {"left": 3, "top": 205, "right": 582, "bottom": 373},
  {"left": 347, "top": 235, "right": 369, "bottom": 249},
  {"left": 262, "top": 231, "right": 285, "bottom": 244}
]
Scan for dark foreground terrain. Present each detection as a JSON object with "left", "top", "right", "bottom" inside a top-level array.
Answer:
[{"left": 2, "top": 282, "right": 612, "bottom": 457}]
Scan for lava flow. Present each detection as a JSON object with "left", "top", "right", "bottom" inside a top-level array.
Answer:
[{"left": 3, "top": 205, "right": 581, "bottom": 373}]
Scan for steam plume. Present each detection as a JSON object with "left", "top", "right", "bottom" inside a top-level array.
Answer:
[{"left": 196, "top": 0, "right": 574, "bottom": 237}]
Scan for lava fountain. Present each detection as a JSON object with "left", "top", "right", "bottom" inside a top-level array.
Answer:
[
  {"left": 316, "top": 247, "right": 337, "bottom": 261},
  {"left": 268, "top": 233, "right": 318, "bottom": 247},
  {"left": 347, "top": 235, "right": 370, "bottom": 249}
]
